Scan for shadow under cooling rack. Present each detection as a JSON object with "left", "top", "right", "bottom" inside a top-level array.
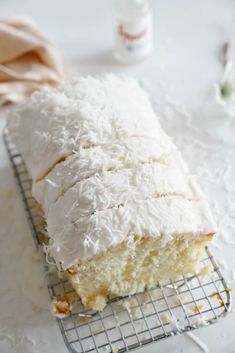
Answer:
[{"left": 3, "top": 129, "right": 232, "bottom": 353}]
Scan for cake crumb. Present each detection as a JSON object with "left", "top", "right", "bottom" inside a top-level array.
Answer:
[
  {"left": 50, "top": 295, "right": 73, "bottom": 318},
  {"left": 161, "top": 312, "right": 170, "bottom": 323},
  {"left": 192, "top": 303, "right": 203, "bottom": 314},
  {"left": 209, "top": 292, "right": 225, "bottom": 307}
]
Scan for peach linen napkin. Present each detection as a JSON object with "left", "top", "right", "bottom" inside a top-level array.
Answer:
[{"left": 0, "top": 16, "right": 64, "bottom": 105}]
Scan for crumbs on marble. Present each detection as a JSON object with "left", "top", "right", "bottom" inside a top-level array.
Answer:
[{"left": 50, "top": 295, "right": 73, "bottom": 318}]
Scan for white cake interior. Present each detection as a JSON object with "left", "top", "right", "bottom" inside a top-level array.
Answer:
[{"left": 67, "top": 233, "right": 213, "bottom": 310}]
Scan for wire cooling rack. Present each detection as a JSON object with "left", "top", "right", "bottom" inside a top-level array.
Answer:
[{"left": 3, "top": 128, "right": 232, "bottom": 353}]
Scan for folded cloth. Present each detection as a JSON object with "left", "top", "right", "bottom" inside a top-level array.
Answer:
[{"left": 0, "top": 16, "right": 64, "bottom": 105}]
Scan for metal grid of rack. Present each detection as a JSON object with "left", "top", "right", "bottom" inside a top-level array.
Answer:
[{"left": 4, "top": 129, "right": 232, "bottom": 353}]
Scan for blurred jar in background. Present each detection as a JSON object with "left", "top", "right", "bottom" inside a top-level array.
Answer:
[{"left": 114, "top": 0, "right": 153, "bottom": 64}]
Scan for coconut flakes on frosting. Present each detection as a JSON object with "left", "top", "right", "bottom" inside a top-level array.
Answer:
[
  {"left": 47, "top": 197, "right": 216, "bottom": 270},
  {"left": 7, "top": 75, "right": 168, "bottom": 181},
  {"left": 7, "top": 74, "right": 217, "bottom": 272},
  {"left": 32, "top": 136, "right": 175, "bottom": 215}
]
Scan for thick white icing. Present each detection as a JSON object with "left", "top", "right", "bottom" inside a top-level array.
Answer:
[
  {"left": 47, "top": 197, "right": 217, "bottom": 270},
  {"left": 47, "top": 162, "right": 196, "bottom": 233},
  {"left": 32, "top": 136, "right": 177, "bottom": 214},
  {"left": 7, "top": 74, "right": 217, "bottom": 271},
  {"left": 7, "top": 75, "right": 169, "bottom": 181}
]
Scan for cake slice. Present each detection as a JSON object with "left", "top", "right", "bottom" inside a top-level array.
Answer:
[{"left": 7, "top": 74, "right": 217, "bottom": 311}]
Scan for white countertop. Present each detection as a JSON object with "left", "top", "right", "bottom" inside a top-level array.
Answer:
[{"left": 0, "top": 1, "right": 235, "bottom": 352}]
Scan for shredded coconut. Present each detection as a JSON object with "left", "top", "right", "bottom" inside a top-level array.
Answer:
[{"left": 186, "top": 332, "right": 209, "bottom": 353}]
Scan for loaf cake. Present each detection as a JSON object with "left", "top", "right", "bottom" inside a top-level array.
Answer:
[{"left": 7, "top": 74, "right": 217, "bottom": 310}]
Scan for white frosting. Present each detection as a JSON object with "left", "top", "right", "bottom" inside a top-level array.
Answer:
[
  {"left": 47, "top": 197, "right": 217, "bottom": 270},
  {"left": 47, "top": 162, "right": 196, "bottom": 234},
  {"left": 7, "top": 75, "right": 169, "bottom": 181},
  {"left": 7, "top": 74, "right": 217, "bottom": 271},
  {"left": 32, "top": 136, "right": 177, "bottom": 214}
]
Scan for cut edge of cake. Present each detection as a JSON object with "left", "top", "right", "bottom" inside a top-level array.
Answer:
[{"left": 66, "top": 232, "right": 214, "bottom": 310}]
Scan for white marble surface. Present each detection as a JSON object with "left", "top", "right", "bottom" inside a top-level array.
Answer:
[{"left": 0, "top": 1, "right": 235, "bottom": 352}]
